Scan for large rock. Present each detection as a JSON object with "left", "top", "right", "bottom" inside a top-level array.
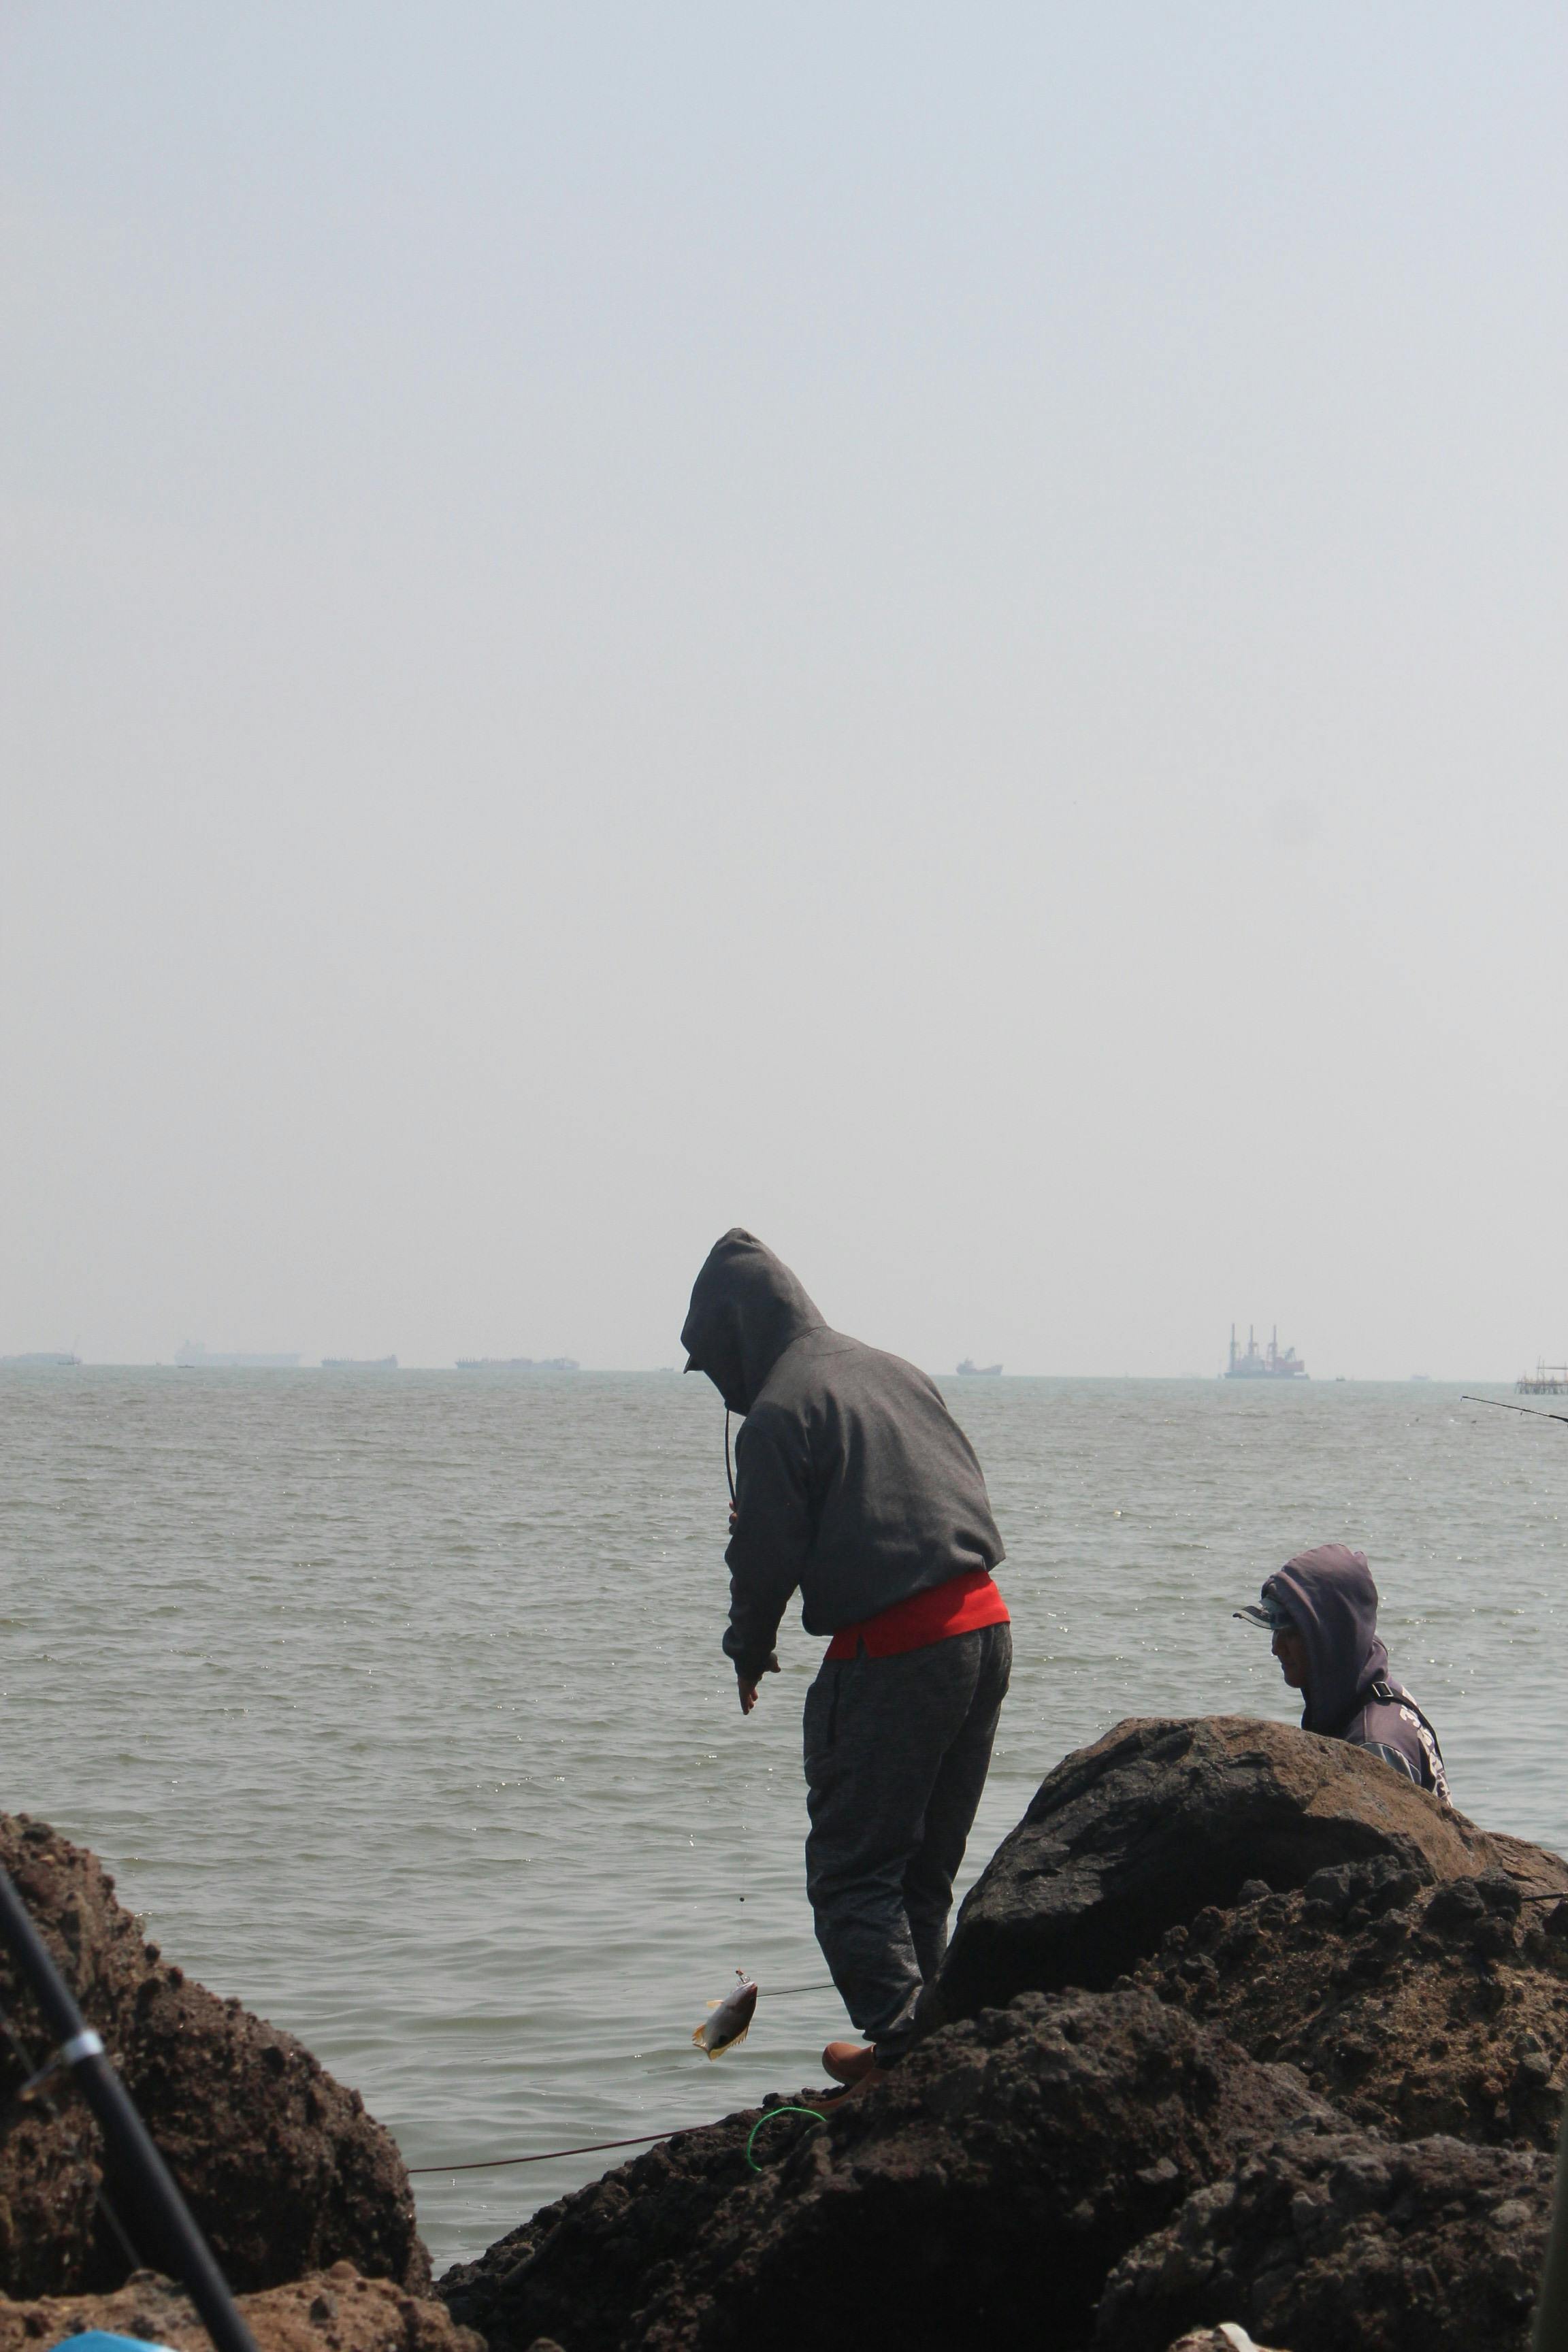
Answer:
[
  {"left": 0, "top": 1814, "right": 427, "bottom": 2298},
  {"left": 1097, "top": 2128, "right": 1550, "bottom": 2351},
  {"left": 442, "top": 1717, "right": 1568, "bottom": 2351},
  {"left": 1129, "top": 1856, "right": 1568, "bottom": 2152},
  {"left": 440, "top": 1987, "right": 1330, "bottom": 2352},
  {"left": 0, "top": 2263, "right": 482, "bottom": 2352},
  {"left": 932, "top": 1716, "right": 1568, "bottom": 2021}
]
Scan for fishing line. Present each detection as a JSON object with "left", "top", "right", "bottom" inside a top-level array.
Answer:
[
  {"left": 410, "top": 2093, "right": 845, "bottom": 2177},
  {"left": 408, "top": 1982, "right": 840, "bottom": 2173},
  {"left": 416, "top": 1400, "right": 826, "bottom": 2188},
  {"left": 408, "top": 2129, "right": 700, "bottom": 2175},
  {"left": 1462, "top": 1394, "right": 1568, "bottom": 1426}
]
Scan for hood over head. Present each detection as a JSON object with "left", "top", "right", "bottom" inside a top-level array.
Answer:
[
  {"left": 681, "top": 1228, "right": 827, "bottom": 1414},
  {"left": 1262, "top": 1542, "right": 1387, "bottom": 1735}
]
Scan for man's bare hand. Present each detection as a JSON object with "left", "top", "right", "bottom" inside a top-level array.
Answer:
[{"left": 737, "top": 1659, "right": 781, "bottom": 1715}]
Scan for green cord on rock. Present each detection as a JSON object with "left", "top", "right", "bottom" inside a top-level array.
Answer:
[{"left": 743, "top": 2105, "right": 828, "bottom": 2172}]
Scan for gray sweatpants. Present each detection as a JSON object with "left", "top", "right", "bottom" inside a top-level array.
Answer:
[{"left": 802, "top": 1620, "right": 1011, "bottom": 2061}]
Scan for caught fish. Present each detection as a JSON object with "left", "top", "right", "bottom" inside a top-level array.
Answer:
[{"left": 693, "top": 1970, "right": 758, "bottom": 2059}]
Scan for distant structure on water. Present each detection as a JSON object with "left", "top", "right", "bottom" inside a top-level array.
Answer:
[
  {"left": 1518, "top": 1360, "right": 1568, "bottom": 1395},
  {"left": 176, "top": 1340, "right": 301, "bottom": 1369},
  {"left": 455, "top": 1356, "right": 580, "bottom": 1371},
  {"left": 956, "top": 1358, "right": 1002, "bottom": 1376},
  {"left": 1225, "top": 1325, "right": 1307, "bottom": 1380},
  {"left": 1, "top": 1352, "right": 80, "bottom": 1367},
  {"left": 321, "top": 1356, "right": 398, "bottom": 1369}
]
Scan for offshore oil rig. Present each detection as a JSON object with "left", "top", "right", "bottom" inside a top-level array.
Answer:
[
  {"left": 1225, "top": 1324, "right": 1307, "bottom": 1379},
  {"left": 1517, "top": 1360, "right": 1568, "bottom": 1395}
]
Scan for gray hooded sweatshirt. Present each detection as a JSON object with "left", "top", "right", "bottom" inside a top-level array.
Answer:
[
  {"left": 1262, "top": 1544, "right": 1448, "bottom": 1800},
  {"left": 681, "top": 1229, "right": 1004, "bottom": 1680}
]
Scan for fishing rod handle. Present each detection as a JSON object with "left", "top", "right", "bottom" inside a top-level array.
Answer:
[{"left": 0, "top": 1867, "right": 259, "bottom": 2352}]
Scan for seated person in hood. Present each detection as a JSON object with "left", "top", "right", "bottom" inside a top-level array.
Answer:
[
  {"left": 1235, "top": 1543, "right": 1448, "bottom": 1800},
  {"left": 682, "top": 1227, "right": 1011, "bottom": 2089}
]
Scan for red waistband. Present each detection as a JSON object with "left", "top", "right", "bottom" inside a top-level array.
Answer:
[{"left": 824, "top": 1567, "right": 1009, "bottom": 1661}]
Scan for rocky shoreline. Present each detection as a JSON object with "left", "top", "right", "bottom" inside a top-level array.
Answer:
[
  {"left": 0, "top": 1813, "right": 427, "bottom": 2299},
  {"left": 0, "top": 2268, "right": 481, "bottom": 2352},
  {"left": 0, "top": 1811, "right": 469, "bottom": 2352},
  {"left": 438, "top": 1720, "right": 1568, "bottom": 2351},
  {"left": 5, "top": 1718, "right": 1567, "bottom": 2351}
]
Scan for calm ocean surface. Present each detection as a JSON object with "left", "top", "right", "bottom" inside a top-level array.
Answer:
[{"left": 2, "top": 1369, "right": 1565, "bottom": 2270}]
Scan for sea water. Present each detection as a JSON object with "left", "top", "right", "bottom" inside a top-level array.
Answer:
[{"left": 1, "top": 1369, "right": 1565, "bottom": 2270}]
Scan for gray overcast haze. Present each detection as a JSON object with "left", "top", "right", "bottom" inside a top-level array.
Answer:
[{"left": 3, "top": 4, "right": 1565, "bottom": 1376}]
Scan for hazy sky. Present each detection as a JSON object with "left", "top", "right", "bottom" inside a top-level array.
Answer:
[{"left": 4, "top": 5, "right": 1566, "bottom": 1375}]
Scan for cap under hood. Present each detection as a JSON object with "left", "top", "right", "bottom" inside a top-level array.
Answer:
[
  {"left": 1262, "top": 1542, "right": 1388, "bottom": 1735},
  {"left": 681, "top": 1228, "right": 827, "bottom": 1415}
]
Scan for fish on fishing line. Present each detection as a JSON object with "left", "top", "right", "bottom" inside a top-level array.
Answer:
[{"left": 693, "top": 1970, "right": 758, "bottom": 2058}]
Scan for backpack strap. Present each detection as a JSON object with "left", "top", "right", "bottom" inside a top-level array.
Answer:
[
  {"left": 1362, "top": 1740, "right": 1420, "bottom": 1785},
  {"left": 1369, "top": 1678, "right": 1446, "bottom": 1763}
]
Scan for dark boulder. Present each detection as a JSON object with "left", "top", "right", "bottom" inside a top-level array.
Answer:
[
  {"left": 1129, "top": 1859, "right": 1568, "bottom": 2152},
  {"left": 0, "top": 2264, "right": 481, "bottom": 2352},
  {"left": 440, "top": 1986, "right": 1330, "bottom": 2352},
  {"left": 444, "top": 1716, "right": 1568, "bottom": 2351},
  {"left": 1097, "top": 2127, "right": 1550, "bottom": 2351},
  {"left": 931, "top": 1716, "right": 1568, "bottom": 2023},
  {"left": 0, "top": 1813, "right": 427, "bottom": 2296},
  {"left": 438, "top": 2106, "right": 760, "bottom": 2352}
]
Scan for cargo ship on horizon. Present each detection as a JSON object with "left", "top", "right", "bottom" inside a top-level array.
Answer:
[
  {"left": 1224, "top": 1324, "right": 1307, "bottom": 1379},
  {"left": 455, "top": 1356, "right": 580, "bottom": 1371}
]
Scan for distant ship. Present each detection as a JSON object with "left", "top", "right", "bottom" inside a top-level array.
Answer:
[
  {"left": 176, "top": 1341, "right": 300, "bottom": 1369},
  {"left": 1, "top": 1352, "right": 81, "bottom": 1367},
  {"left": 321, "top": 1356, "right": 398, "bottom": 1369},
  {"left": 455, "top": 1356, "right": 580, "bottom": 1371},
  {"left": 956, "top": 1358, "right": 1002, "bottom": 1376},
  {"left": 1224, "top": 1325, "right": 1307, "bottom": 1380}
]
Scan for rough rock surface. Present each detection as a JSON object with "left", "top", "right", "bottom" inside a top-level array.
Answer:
[
  {"left": 930, "top": 1715, "right": 1568, "bottom": 2022},
  {"left": 439, "top": 1717, "right": 1568, "bottom": 2351},
  {"left": 1098, "top": 2128, "right": 1550, "bottom": 2351},
  {"left": 0, "top": 1812, "right": 427, "bottom": 2297},
  {"left": 1130, "top": 1855, "right": 1568, "bottom": 2153},
  {"left": 440, "top": 1987, "right": 1330, "bottom": 2352},
  {"left": 0, "top": 2263, "right": 481, "bottom": 2352}
]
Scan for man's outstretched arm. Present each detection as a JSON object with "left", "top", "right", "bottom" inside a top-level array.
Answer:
[{"left": 721, "top": 1406, "right": 811, "bottom": 1714}]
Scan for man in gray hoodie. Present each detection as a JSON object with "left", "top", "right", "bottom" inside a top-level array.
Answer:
[
  {"left": 1235, "top": 1543, "right": 1448, "bottom": 1798},
  {"left": 681, "top": 1228, "right": 1011, "bottom": 2086}
]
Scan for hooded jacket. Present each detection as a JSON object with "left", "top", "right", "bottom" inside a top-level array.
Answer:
[
  {"left": 1262, "top": 1544, "right": 1448, "bottom": 1799},
  {"left": 681, "top": 1229, "right": 1004, "bottom": 1679}
]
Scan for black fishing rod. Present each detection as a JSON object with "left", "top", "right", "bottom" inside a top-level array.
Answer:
[
  {"left": 1462, "top": 1394, "right": 1568, "bottom": 1427},
  {"left": 0, "top": 1866, "right": 258, "bottom": 2352}
]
